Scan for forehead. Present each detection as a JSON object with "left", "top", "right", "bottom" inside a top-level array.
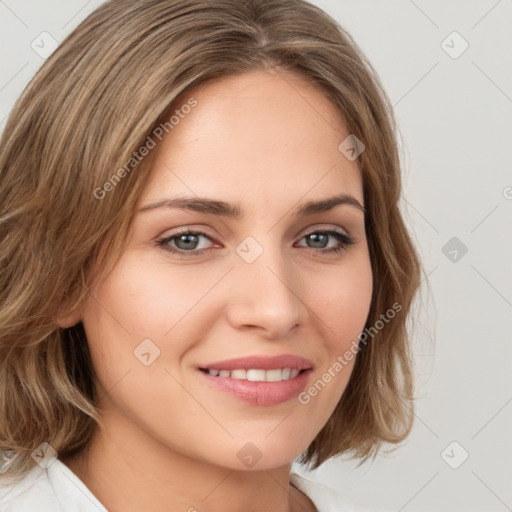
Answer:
[{"left": 139, "top": 69, "right": 363, "bottom": 211}]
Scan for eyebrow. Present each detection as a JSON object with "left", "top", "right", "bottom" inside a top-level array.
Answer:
[{"left": 139, "top": 193, "right": 365, "bottom": 217}]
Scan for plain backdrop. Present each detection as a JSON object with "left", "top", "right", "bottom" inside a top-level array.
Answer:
[{"left": 1, "top": 1, "right": 511, "bottom": 511}]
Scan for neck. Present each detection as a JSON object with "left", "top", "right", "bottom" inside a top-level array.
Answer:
[{"left": 61, "top": 413, "right": 316, "bottom": 512}]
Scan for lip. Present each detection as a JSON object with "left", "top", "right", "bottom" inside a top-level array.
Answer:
[
  {"left": 197, "top": 354, "right": 314, "bottom": 406},
  {"left": 199, "top": 354, "right": 314, "bottom": 372},
  {"left": 198, "top": 367, "right": 312, "bottom": 406}
]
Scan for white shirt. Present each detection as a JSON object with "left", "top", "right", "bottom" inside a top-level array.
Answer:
[{"left": 0, "top": 459, "right": 375, "bottom": 511}]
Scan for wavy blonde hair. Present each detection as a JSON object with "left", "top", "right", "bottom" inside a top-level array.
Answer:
[{"left": 0, "top": 0, "right": 422, "bottom": 482}]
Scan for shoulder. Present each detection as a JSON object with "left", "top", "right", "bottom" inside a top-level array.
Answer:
[
  {"left": 290, "top": 472, "right": 380, "bottom": 512},
  {"left": 0, "top": 458, "right": 107, "bottom": 512},
  {"left": 0, "top": 464, "right": 61, "bottom": 511}
]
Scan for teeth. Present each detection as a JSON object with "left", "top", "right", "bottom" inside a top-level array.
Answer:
[
  {"left": 230, "top": 369, "right": 246, "bottom": 379},
  {"left": 206, "top": 367, "right": 303, "bottom": 382},
  {"left": 247, "top": 369, "right": 266, "bottom": 381},
  {"left": 265, "top": 369, "right": 282, "bottom": 382}
]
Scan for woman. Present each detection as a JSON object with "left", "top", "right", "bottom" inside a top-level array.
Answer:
[{"left": 0, "top": 0, "right": 421, "bottom": 510}]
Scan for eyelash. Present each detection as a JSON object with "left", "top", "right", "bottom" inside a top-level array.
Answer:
[{"left": 156, "top": 228, "right": 355, "bottom": 258}]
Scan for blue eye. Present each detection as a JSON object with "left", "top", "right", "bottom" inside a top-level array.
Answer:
[
  {"left": 296, "top": 230, "right": 355, "bottom": 254},
  {"left": 156, "top": 228, "right": 354, "bottom": 258},
  {"left": 157, "top": 229, "right": 213, "bottom": 253}
]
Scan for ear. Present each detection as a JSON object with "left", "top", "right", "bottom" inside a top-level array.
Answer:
[{"left": 56, "top": 309, "right": 82, "bottom": 329}]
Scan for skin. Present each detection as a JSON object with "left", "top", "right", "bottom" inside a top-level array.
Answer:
[{"left": 60, "top": 68, "right": 373, "bottom": 512}]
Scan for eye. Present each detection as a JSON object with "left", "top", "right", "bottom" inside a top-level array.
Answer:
[
  {"left": 156, "top": 228, "right": 355, "bottom": 258},
  {"left": 156, "top": 229, "right": 217, "bottom": 255},
  {"left": 295, "top": 229, "right": 355, "bottom": 255}
]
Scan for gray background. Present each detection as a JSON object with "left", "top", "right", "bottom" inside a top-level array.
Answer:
[{"left": 1, "top": 1, "right": 511, "bottom": 511}]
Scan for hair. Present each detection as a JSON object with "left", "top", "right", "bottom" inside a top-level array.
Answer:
[{"left": 0, "top": 0, "right": 422, "bottom": 481}]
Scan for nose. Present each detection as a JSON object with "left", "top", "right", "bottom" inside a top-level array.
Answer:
[{"left": 225, "top": 242, "right": 306, "bottom": 339}]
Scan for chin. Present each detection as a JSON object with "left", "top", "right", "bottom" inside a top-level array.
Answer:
[{"left": 198, "top": 437, "right": 309, "bottom": 472}]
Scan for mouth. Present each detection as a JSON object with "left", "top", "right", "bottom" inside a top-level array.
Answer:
[
  {"left": 197, "top": 354, "right": 313, "bottom": 405},
  {"left": 198, "top": 367, "right": 309, "bottom": 382}
]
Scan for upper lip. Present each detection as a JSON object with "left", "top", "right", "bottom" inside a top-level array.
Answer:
[{"left": 199, "top": 354, "right": 314, "bottom": 371}]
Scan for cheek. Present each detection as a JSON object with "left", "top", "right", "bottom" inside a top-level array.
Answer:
[
  {"left": 86, "top": 257, "right": 218, "bottom": 340},
  {"left": 309, "top": 254, "right": 373, "bottom": 352},
  {"left": 80, "top": 255, "right": 227, "bottom": 392},
  {"left": 296, "top": 257, "right": 372, "bottom": 430}
]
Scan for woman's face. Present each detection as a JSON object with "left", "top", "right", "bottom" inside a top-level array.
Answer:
[{"left": 77, "top": 69, "right": 373, "bottom": 470}]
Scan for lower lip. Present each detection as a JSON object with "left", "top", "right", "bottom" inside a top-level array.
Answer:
[{"left": 198, "top": 369, "right": 312, "bottom": 406}]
